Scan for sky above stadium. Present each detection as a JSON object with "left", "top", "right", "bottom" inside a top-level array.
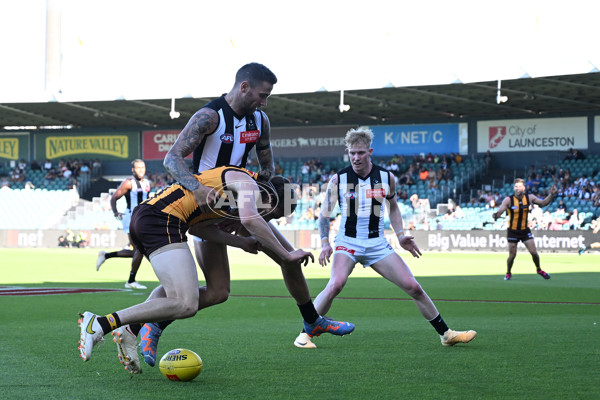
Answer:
[{"left": 1, "top": 0, "right": 599, "bottom": 103}]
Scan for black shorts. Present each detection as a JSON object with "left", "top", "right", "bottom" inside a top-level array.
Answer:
[
  {"left": 130, "top": 204, "right": 190, "bottom": 258},
  {"left": 507, "top": 228, "right": 533, "bottom": 243}
]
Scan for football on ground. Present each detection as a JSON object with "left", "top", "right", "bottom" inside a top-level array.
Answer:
[{"left": 159, "top": 349, "right": 203, "bottom": 382}]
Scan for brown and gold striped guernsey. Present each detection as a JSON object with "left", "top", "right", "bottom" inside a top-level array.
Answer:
[
  {"left": 507, "top": 193, "right": 530, "bottom": 231},
  {"left": 143, "top": 166, "right": 257, "bottom": 226}
]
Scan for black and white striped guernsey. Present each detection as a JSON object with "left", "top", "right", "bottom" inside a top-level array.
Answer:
[
  {"left": 192, "top": 95, "right": 264, "bottom": 173},
  {"left": 125, "top": 176, "right": 151, "bottom": 212},
  {"left": 337, "top": 164, "right": 393, "bottom": 239}
]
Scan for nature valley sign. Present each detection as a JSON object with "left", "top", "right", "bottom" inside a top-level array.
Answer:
[
  {"left": 0, "top": 138, "right": 19, "bottom": 159},
  {"left": 36, "top": 133, "right": 139, "bottom": 160},
  {"left": 0, "top": 134, "right": 29, "bottom": 161}
]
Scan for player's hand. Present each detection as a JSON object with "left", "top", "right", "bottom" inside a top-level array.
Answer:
[
  {"left": 218, "top": 218, "right": 242, "bottom": 234},
  {"left": 319, "top": 243, "right": 333, "bottom": 266},
  {"left": 241, "top": 236, "right": 261, "bottom": 254},
  {"left": 286, "top": 249, "right": 314, "bottom": 266},
  {"left": 399, "top": 235, "right": 422, "bottom": 258},
  {"left": 114, "top": 212, "right": 124, "bottom": 221},
  {"left": 193, "top": 185, "right": 218, "bottom": 214},
  {"left": 549, "top": 185, "right": 558, "bottom": 195},
  {"left": 492, "top": 212, "right": 499, "bottom": 220}
]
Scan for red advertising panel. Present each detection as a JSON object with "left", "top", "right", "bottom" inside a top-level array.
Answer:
[{"left": 142, "top": 130, "right": 192, "bottom": 160}]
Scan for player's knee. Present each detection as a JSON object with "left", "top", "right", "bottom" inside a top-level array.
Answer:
[
  {"left": 326, "top": 279, "right": 346, "bottom": 297},
  {"left": 205, "top": 287, "right": 230, "bottom": 306},
  {"left": 405, "top": 281, "right": 425, "bottom": 299},
  {"left": 174, "top": 298, "right": 199, "bottom": 319}
]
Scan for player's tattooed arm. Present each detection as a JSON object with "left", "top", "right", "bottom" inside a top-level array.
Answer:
[
  {"left": 320, "top": 174, "right": 339, "bottom": 218},
  {"left": 256, "top": 112, "right": 274, "bottom": 181},
  {"left": 164, "top": 108, "right": 218, "bottom": 191}
]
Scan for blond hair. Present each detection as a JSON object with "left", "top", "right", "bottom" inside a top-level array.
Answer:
[
  {"left": 514, "top": 178, "right": 525, "bottom": 185},
  {"left": 345, "top": 126, "right": 374, "bottom": 149}
]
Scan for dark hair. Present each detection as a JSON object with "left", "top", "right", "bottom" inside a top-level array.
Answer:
[
  {"left": 235, "top": 63, "right": 277, "bottom": 87},
  {"left": 259, "top": 175, "right": 297, "bottom": 217},
  {"left": 131, "top": 159, "right": 145, "bottom": 168}
]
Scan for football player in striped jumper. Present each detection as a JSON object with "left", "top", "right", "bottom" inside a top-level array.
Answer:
[
  {"left": 294, "top": 127, "right": 476, "bottom": 349},
  {"left": 493, "top": 178, "right": 556, "bottom": 280},
  {"left": 96, "top": 159, "right": 151, "bottom": 289},
  {"left": 108, "top": 63, "right": 354, "bottom": 373}
]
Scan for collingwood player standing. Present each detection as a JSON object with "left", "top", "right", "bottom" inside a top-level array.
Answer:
[{"left": 293, "top": 126, "right": 477, "bottom": 349}]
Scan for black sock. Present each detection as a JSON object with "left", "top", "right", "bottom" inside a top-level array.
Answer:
[
  {"left": 97, "top": 312, "right": 122, "bottom": 335},
  {"left": 128, "top": 271, "right": 136, "bottom": 284},
  {"left": 298, "top": 300, "right": 319, "bottom": 324},
  {"left": 157, "top": 320, "right": 174, "bottom": 330},
  {"left": 429, "top": 313, "right": 449, "bottom": 336},
  {"left": 129, "top": 323, "right": 142, "bottom": 336},
  {"left": 105, "top": 252, "right": 118, "bottom": 259}
]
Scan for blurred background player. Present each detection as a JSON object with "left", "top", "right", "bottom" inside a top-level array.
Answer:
[
  {"left": 493, "top": 178, "right": 557, "bottom": 280},
  {"left": 579, "top": 217, "right": 600, "bottom": 254},
  {"left": 293, "top": 127, "right": 476, "bottom": 349},
  {"left": 96, "top": 159, "right": 151, "bottom": 289}
]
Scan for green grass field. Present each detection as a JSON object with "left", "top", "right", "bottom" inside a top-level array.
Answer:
[{"left": 1, "top": 248, "right": 599, "bottom": 399}]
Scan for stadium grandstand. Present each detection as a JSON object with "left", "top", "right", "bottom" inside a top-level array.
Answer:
[{"left": 1, "top": 72, "right": 600, "bottom": 250}]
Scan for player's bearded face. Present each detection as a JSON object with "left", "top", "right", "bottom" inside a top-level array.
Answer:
[{"left": 514, "top": 182, "right": 525, "bottom": 195}]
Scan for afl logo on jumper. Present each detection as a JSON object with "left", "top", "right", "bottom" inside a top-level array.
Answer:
[
  {"left": 220, "top": 133, "right": 234, "bottom": 144},
  {"left": 344, "top": 191, "right": 357, "bottom": 199}
]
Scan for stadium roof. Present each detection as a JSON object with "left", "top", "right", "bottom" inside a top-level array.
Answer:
[{"left": 1, "top": 72, "right": 599, "bottom": 132}]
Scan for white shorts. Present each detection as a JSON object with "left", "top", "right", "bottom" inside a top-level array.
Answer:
[
  {"left": 121, "top": 211, "right": 131, "bottom": 234},
  {"left": 333, "top": 235, "right": 395, "bottom": 267}
]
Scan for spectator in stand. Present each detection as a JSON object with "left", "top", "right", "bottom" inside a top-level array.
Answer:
[
  {"left": 30, "top": 159, "right": 41, "bottom": 171},
  {"left": 419, "top": 167, "right": 429, "bottom": 181},
  {"left": 540, "top": 211, "right": 553, "bottom": 230},
  {"left": 44, "top": 168, "right": 58, "bottom": 186},
  {"left": 425, "top": 152, "right": 434, "bottom": 163},
  {"left": 453, "top": 205, "right": 464, "bottom": 219},
  {"left": 531, "top": 174, "right": 542, "bottom": 194},
  {"left": 387, "top": 160, "right": 400, "bottom": 176},
  {"left": 44, "top": 159, "right": 53, "bottom": 171},
  {"left": 399, "top": 171, "right": 414, "bottom": 186},
  {"left": 436, "top": 219, "right": 443, "bottom": 230},
  {"left": 91, "top": 159, "right": 102, "bottom": 176},
  {"left": 17, "top": 158, "right": 27, "bottom": 172},
  {"left": 592, "top": 186, "right": 600, "bottom": 208},
  {"left": 454, "top": 153, "right": 463, "bottom": 164},
  {"left": 578, "top": 184, "right": 593, "bottom": 201},
  {"left": 443, "top": 203, "right": 455, "bottom": 220},
  {"left": 483, "top": 150, "right": 492, "bottom": 168},
  {"left": 10, "top": 168, "right": 25, "bottom": 184},
  {"left": 0, "top": 174, "right": 10, "bottom": 188},
  {"left": 530, "top": 204, "right": 543, "bottom": 228},
  {"left": 568, "top": 209, "right": 584, "bottom": 230},
  {"left": 557, "top": 199, "right": 567, "bottom": 214},
  {"left": 301, "top": 162, "right": 310, "bottom": 175},
  {"left": 298, "top": 207, "right": 315, "bottom": 222},
  {"left": 80, "top": 162, "right": 90, "bottom": 175},
  {"left": 397, "top": 189, "right": 408, "bottom": 200},
  {"left": 275, "top": 162, "right": 283, "bottom": 175}
]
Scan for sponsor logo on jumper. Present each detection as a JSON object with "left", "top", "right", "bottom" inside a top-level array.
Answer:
[
  {"left": 220, "top": 133, "right": 234, "bottom": 144},
  {"left": 240, "top": 130, "right": 260, "bottom": 144},
  {"left": 367, "top": 188, "right": 386, "bottom": 199}
]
